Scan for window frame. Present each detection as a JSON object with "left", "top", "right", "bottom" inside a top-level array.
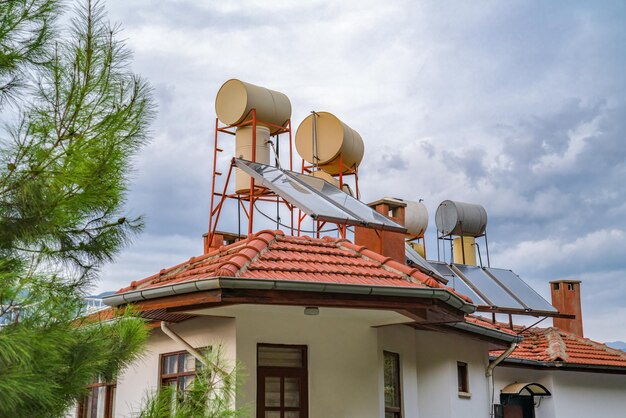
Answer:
[
  {"left": 77, "top": 379, "right": 116, "bottom": 418},
  {"left": 457, "top": 361, "right": 470, "bottom": 397},
  {"left": 256, "top": 343, "right": 309, "bottom": 418},
  {"left": 159, "top": 349, "right": 205, "bottom": 395},
  {"left": 383, "top": 350, "right": 402, "bottom": 418}
]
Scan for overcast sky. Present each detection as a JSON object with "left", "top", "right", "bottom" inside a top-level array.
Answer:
[{"left": 95, "top": 0, "right": 626, "bottom": 342}]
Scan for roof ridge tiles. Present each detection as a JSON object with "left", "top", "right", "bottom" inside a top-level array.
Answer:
[
  {"left": 213, "top": 230, "right": 282, "bottom": 277},
  {"left": 545, "top": 327, "right": 569, "bottom": 362},
  {"left": 336, "top": 240, "right": 461, "bottom": 292}
]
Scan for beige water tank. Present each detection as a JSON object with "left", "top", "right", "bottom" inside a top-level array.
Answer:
[
  {"left": 404, "top": 200, "right": 429, "bottom": 236},
  {"left": 235, "top": 126, "right": 271, "bottom": 194},
  {"left": 295, "top": 112, "right": 364, "bottom": 175},
  {"left": 311, "top": 170, "right": 354, "bottom": 196},
  {"left": 215, "top": 79, "right": 292, "bottom": 133}
]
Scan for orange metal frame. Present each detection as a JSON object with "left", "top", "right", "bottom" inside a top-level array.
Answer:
[
  {"left": 208, "top": 109, "right": 295, "bottom": 245},
  {"left": 299, "top": 152, "right": 360, "bottom": 239},
  {"left": 208, "top": 109, "right": 362, "bottom": 243}
]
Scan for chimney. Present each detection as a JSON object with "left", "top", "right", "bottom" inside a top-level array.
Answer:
[
  {"left": 203, "top": 231, "right": 246, "bottom": 254},
  {"left": 550, "top": 280, "right": 584, "bottom": 337},
  {"left": 354, "top": 198, "right": 406, "bottom": 264}
]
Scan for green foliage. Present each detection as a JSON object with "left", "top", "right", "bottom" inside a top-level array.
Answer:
[
  {"left": 138, "top": 347, "right": 248, "bottom": 418},
  {"left": 0, "top": 0, "right": 156, "bottom": 416}
]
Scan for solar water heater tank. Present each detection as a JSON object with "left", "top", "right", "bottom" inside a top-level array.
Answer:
[
  {"left": 435, "top": 200, "right": 487, "bottom": 237},
  {"left": 215, "top": 79, "right": 292, "bottom": 133},
  {"left": 234, "top": 126, "right": 271, "bottom": 194},
  {"left": 404, "top": 200, "right": 429, "bottom": 236},
  {"left": 295, "top": 111, "right": 364, "bottom": 175}
]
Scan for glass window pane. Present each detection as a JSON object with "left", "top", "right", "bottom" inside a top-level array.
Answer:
[
  {"left": 95, "top": 386, "right": 106, "bottom": 418},
  {"left": 183, "top": 353, "right": 197, "bottom": 372},
  {"left": 258, "top": 346, "right": 303, "bottom": 368},
  {"left": 83, "top": 394, "right": 93, "bottom": 418},
  {"left": 264, "top": 377, "right": 281, "bottom": 407},
  {"left": 384, "top": 352, "right": 401, "bottom": 408},
  {"left": 285, "top": 412, "right": 300, "bottom": 418},
  {"left": 284, "top": 377, "right": 300, "bottom": 407},
  {"left": 162, "top": 355, "right": 178, "bottom": 374},
  {"left": 178, "top": 375, "right": 195, "bottom": 393},
  {"left": 265, "top": 413, "right": 280, "bottom": 418}
]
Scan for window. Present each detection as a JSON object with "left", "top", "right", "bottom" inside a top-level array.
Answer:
[
  {"left": 77, "top": 377, "right": 116, "bottom": 418},
  {"left": 457, "top": 362, "right": 470, "bottom": 396},
  {"left": 384, "top": 351, "right": 402, "bottom": 418},
  {"left": 160, "top": 350, "right": 203, "bottom": 399},
  {"left": 257, "top": 344, "right": 308, "bottom": 418}
]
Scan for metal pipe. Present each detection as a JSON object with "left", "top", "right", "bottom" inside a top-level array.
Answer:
[
  {"left": 486, "top": 341, "right": 518, "bottom": 418},
  {"left": 160, "top": 322, "right": 229, "bottom": 376},
  {"left": 486, "top": 341, "right": 518, "bottom": 377},
  {"left": 160, "top": 321, "right": 207, "bottom": 367}
]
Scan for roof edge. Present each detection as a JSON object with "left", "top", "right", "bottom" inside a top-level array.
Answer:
[
  {"left": 103, "top": 277, "right": 477, "bottom": 314},
  {"left": 447, "top": 321, "right": 523, "bottom": 344},
  {"left": 494, "top": 357, "right": 626, "bottom": 374}
]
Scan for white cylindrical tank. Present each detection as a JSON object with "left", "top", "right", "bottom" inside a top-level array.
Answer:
[
  {"left": 295, "top": 112, "right": 364, "bottom": 175},
  {"left": 435, "top": 200, "right": 488, "bottom": 237},
  {"left": 215, "top": 79, "right": 292, "bottom": 133},
  {"left": 234, "top": 126, "right": 271, "bottom": 194},
  {"left": 311, "top": 170, "right": 354, "bottom": 196},
  {"left": 404, "top": 200, "right": 429, "bottom": 236}
]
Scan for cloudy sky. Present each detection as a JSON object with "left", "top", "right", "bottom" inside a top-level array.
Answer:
[{"left": 95, "top": 0, "right": 626, "bottom": 342}]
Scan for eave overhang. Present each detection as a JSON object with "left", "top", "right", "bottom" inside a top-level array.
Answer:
[
  {"left": 493, "top": 356, "right": 626, "bottom": 375},
  {"left": 104, "top": 276, "right": 476, "bottom": 314}
]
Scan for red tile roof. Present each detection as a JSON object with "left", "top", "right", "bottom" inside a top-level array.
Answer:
[
  {"left": 488, "top": 323, "right": 626, "bottom": 369},
  {"left": 465, "top": 315, "right": 518, "bottom": 336},
  {"left": 117, "top": 230, "right": 472, "bottom": 303}
]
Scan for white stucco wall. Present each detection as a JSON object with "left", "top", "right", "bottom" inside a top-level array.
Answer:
[
  {"left": 495, "top": 365, "right": 626, "bottom": 418},
  {"left": 113, "top": 316, "right": 236, "bottom": 417},
  {"left": 74, "top": 305, "right": 499, "bottom": 418},
  {"left": 378, "top": 324, "right": 420, "bottom": 418},
  {"left": 231, "top": 305, "right": 382, "bottom": 418},
  {"left": 415, "top": 330, "right": 491, "bottom": 418}
]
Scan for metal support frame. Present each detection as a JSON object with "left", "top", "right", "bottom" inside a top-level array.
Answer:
[
  {"left": 299, "top": 151, "right": 360, "bottom": 239},
  {"left": 207, "top": 110, "right": 294, "bottom": 246}
]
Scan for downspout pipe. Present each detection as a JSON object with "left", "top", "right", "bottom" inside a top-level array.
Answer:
[
  {"left": 160, "top": 321, "right": 229, "bottom": 376},
  {"left": 486, "top": 342, "right": 518, "bottom": 378},
  {"left": 486, "top": 342, "right": 518, "bottom": 417}
]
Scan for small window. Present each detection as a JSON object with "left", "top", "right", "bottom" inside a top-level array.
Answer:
[
  {"left": 457, "top": 362, "right": 470, "bottom": 396},
  {"left": 160, "top": 350, "right": 204, "bottom": 400},
  {"left": 553, "top": 283, "right": 560, "bottom": 290},
  {"left": 77, "top": 377, "right": 116, "bottom": 418},
  {"left": 384, "top": 351, "right": 402, "bottom": 418},
  {"left": 567, "top": 283, "right": 575, "bottom": 291}
]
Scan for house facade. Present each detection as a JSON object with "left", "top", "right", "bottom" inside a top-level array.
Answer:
[{"left": 80, "top": 229, "right": 524, "bottom": 418}]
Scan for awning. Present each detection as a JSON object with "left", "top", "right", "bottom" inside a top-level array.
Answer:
[{"left": 501, "top": 382, "right": 551, "bottom": 397}]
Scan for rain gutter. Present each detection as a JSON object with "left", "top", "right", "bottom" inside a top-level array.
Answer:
[
  {"left": 447, "top": 321, "right": 523, "bottom": 344},
  {"left": 494, "top": 357, "right": 626, "bottom": 374},
  {"left": 103, "top": 277, "right": 476, "bottom": 314}
]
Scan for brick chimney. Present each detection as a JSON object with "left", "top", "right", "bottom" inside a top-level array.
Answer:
[
  {"left": 203, "top": 231, "right": 246, "bottom": 254},
  {"left": 550, "top": 280, "right": 584, "bottom": 337},
  {"left": 354, "top": 198, "right": 406, "bottom": 264}
]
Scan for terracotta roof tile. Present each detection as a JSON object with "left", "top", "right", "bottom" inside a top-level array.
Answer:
[
  {"left": 116, "top": 230, "right": 472, "bottom": 303},
  {"left": 486, "top": 323, "right": 626, "bottom": 368}
]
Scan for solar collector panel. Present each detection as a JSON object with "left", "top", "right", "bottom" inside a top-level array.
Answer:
[
  {"left": 452, "top": 264, "right": 526, "bottom": 309},
  {"left": 484, "top": 267, "right": 557, "bottom": 312},
  {"left": 235, "top": 159, "right": 406, "bottom": 232}
]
